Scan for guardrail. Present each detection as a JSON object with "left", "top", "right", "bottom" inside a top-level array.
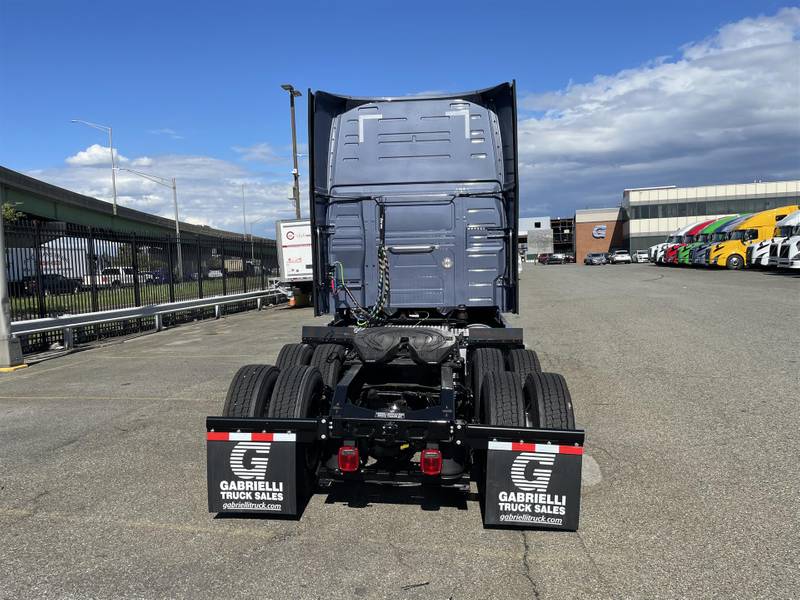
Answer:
[{"left": 11, "top": 288, "right": 287, "bottom": 349}]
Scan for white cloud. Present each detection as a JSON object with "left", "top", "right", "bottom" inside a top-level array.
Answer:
[
  {"left": 34, "top": 150, "right": 301, "bottom": 236},
  {"left": 517, "top": 7, "right": 800, "bottom": 215},
  {"left": 32, "top": 9, "right": 800, "bottom": 229},
  {"left": 233, "top": 142, "right": 284, "bottom": 163},
  {"left": 65, "top": 144, "right": 127, "bottom": 167},
  {"left": 148, "top": 128, "right": 184, "bottom": 140},
  {"left": 404, "top": 90, "right": 446, "bottom": 97}
]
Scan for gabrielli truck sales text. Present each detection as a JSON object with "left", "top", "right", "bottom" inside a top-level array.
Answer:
[
  {"left": 497, "top": 491, "right": 567, "bottom": 515},
  {"left": 218, "top": 480, "right": 284, "bottom": 502}
]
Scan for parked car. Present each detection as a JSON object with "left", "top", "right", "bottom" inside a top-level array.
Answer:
[
  {"left": 545, "top": 253, "right": 566, "bottom": 264},
  {"left": 584, "top": 252, "right": 607, "bottom": 265},
  {"left": 564, "top": 253, "right": 576, "bottom": 263},
  {"left": 148, "top": 268, "right": 172, "bottom": 284},
  {"left": 536, "top": 253, "right": 551, "bottom": 264},
  {"left": 609, "top": 250, "right": 632, "bottom": 264},
  {"left": 25, "top": 274, "right": 83, "bottom": 296},
  {"left": 83, "top": 267, "right": 151, "bottom": 288},
  {"left": 632, "top": 249, "right": 649, "bottom": 263}
]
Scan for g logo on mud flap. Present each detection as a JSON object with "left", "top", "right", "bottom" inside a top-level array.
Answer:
[
  {"left": 511, "top": 452, "right": 554, "bottom": 492},
  {"left": 230, "top": 442, "right": 271, "bottom": 480}
]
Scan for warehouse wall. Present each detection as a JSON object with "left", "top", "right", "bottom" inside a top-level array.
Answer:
[{"left": 575, "top": 219, "right": 625, "bottom": 259}]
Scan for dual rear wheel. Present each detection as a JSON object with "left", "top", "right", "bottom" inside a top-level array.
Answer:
[
  {"left": 223, "top": 343, "right": 345, "bottom": 419},
  {"left": 473, "top": 347, "right": 575, "bottom": 430}
]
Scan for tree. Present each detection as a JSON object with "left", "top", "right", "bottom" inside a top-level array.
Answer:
[{"left": 2, "top": 202, "right": 23, "bottom": 223}]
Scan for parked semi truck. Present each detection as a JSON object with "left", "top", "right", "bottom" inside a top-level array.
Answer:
[
  {"left": 709, "top": 205, "right": 799, "bottom": 269},
  {"left": 663, "top": 220, "right": 713, "bottom": 265},
  {"left": 691, "top": 214, "right": 750, "bottom": 266},
  {"left": 650, "top": 223, "right": 695, "bottom": 264},
  {"left": 750, "top": 209, "right": 800, "bottom": 268},
  {"left": 205, "top": 83, "right": 585, "bottom": 530},
  {"left": 678, "top": 216, "right": 738, "bottom": 265},
  {"left": 773, "top": 212, "right": 800, "bottom": 269}
]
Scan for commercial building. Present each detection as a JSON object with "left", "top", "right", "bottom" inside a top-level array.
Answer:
[
  {"left": 551, "top": 217, "right": 575, "bottom": 254},
  {"left": 517, "top": 216, "right": 574, "bottom": 258},
  {"left": 519, "top": 217, "right": 553, "bottom": 257},
  {"left": 623, "top": 180, "right": 800, "bottom": 251},
  {"left": 575, "top": 207, "right": 625, "bottom": 259}
]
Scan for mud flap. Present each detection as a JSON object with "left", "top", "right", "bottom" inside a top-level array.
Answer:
[
  {"left": 207, "top": 432, "right": 297, "bottom": 515},
  {"left": 483, "top": 441, "right": 583, "bottom": 530}
]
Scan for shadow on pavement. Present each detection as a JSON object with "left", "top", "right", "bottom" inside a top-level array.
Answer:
[{"left": 322, "top": 482, "right": 477, "bottom": 512}]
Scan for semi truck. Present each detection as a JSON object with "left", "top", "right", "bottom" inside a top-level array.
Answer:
[
  {"left": 709, "top": 205, "right": 799, "bottom": 269},
  {"left": 663, "top": 220, "right": 713, "bottom": 265},
  {"left": 749, "top": 209, "right": 800, "bottom": 268},
  {"left": 775, "top": 220, "right": 800, "bottom": 269},
  {"left": 678, "top": 216, "right": 738, "bottom": 265},
  {"left": 691, "top": 214, "right": 750, "bottom": 266},
  {"left": 205, "top": 83, "right": 585, "bottom": 530},
  {"left": 275, "top": 219, "right": 314, "bottom": 305},
  {"left": 650, "top": 223, "right": 695, "bottom": 264}
]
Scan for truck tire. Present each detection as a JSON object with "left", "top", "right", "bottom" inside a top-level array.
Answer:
[
  {"left": 310, "top": 343, "right": 346, "bottom": 391},
  {"left": 524, "top": 372, "right": 575, "bottom": 430},
  {"left": 482, "top": 370, "right": 526, "bottom": 427},
  {"left": 507, "top": 348, "right": 542, "bottom": 378},
  {"left": 268, "top": 365, "right": 324, "bottom": 418},
  {"left": 726, "top": 254, "right": 744, "bottom": 270},
  {"left": 222, "top": 364, "right": 280, "bottom": 418},
  {"left": 275, "top": 343, "right": 314, "bottom": 370},
  {"left": 471, "top": 347, "right": 505, "bottom": 420}
]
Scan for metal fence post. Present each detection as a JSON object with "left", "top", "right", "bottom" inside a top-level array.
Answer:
[
  {"left": 33, "top": 221, "right": 46, "bottom": 319},
  {"left": 131, "top": 233, "right": 141, "bottom": 307},
  {"left": 196, "top": 239, "right": 203, "bottom": 299},
  {"left": 260, "top": 242, "right": 266, "bottom": 290},
  {"left": 241, "top": 240, "right": 247, "bottom": 293},
  {"left": 0, "top": 185, "right": 25, "bottom": 368},
  {"left": 166, "top": 238, "right": 175, "bottom": 303},
  {"left": 87, "top": 227, "right": 99, "bottom": 312},
  {"left": 220, "top": 238, "right": 227, "bottom": 297},
  {"left": 63, "top": 327, "right": 74, "bottom": 349}
]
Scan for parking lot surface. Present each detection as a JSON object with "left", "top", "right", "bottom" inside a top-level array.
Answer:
[{"left": 2, "top": 263, "right": 798, "bottom": 599}]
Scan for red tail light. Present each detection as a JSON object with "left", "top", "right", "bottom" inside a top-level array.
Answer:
[
  {"left": 420, "top": 449, "right": 442, "bottom": 476},
  {"left": 338, "top": 445, "right": 360, "bottom": 472}
]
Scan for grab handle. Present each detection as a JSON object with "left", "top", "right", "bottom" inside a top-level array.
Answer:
[{"left": 388, "top": 244, "right": 437, "bottom": 254}]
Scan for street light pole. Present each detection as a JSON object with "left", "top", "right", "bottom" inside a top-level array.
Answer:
[
  {"left": 241, "top": 184, "right": 247, "bottom": 241},
  {"left": 281, "top": 84, "right": 303, "bottom": 219},
  {"left": 71, "top": 119, "right": 118, "bottom": 216},
  {"left": 109, "top": 126, "right": 118, "bottom": 216},
  {"left": 171, "top": 177, "right": 183, "bottom": 282},
  {"left": 248, "top": 217, "right": 266, "bottom": 263},
  {"left": 118, "top": 167, "right": 183, "bottom": 281}
]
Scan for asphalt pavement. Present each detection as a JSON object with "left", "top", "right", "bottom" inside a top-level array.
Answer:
[{"left": 1, "top": 263, "right": 798, "bottom": 599}]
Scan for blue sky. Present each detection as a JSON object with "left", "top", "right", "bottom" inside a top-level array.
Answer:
[{"left": 1, "top": 1, "right": 798, "bottom": 236}]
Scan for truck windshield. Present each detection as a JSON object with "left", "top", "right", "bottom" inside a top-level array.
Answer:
[
  {"left": 684, "top": 235, "right": 695, "bottom": 243},
  {"left": 697, "top": 234, "right": 709, "bottom": 243},
  {"left": 730, "top": 231, "right": 746, "bottom": 240},
  {"left": 775, "top": 226, "right": 794, "bottom": 237}
]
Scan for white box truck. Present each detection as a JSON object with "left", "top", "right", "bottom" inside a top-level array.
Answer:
[{"left": 276, "top": 219, "right": 313, "bottom": 304}]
